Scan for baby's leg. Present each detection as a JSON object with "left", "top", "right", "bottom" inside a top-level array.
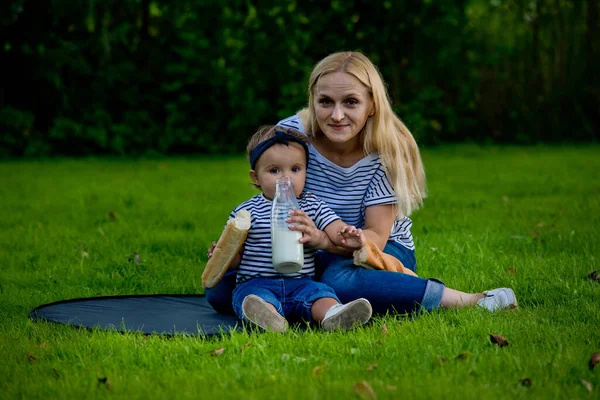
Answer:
[
  {"left": 232, "top": 279, "right": 288, "bottom": 332},
  {"left": 287, "top": 278, "right": 372, "bottom": 331}
]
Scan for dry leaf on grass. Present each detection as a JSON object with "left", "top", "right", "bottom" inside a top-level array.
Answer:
[
  {"left": 456, "top": 353, "right": 471, "bottom": 360},
  {"left": 211, "top": 347, "right": 225, "bottom": 357},
  {"left": 366, "top": 363, "right": 378, "bottom": 371},
  {"left": 108, "top": 211, "right": 117, "bottom": 221},
  {"left": 240, "top": 341, "right": 251, "bottom": 351},
  {"left": 26, "top": 353, "right": 38, "bottom": 361},
  {"left": 312, "top": 364, "right": 326, "bottom": 376},
  {"left": 507, "top": 267, "right": 517, "bottom": 275},
  {"left": 353, "top": 380, "right": 376, "bottom": 400},
  {"left": 520, "top": 377, "right": 532, "bottom": 387},
  {"left": 581, "top": 379, "right": 593, "bottom": 393},
  {"left": 588, "top": 270, "right": 600, "bottom": 282},
  {"left": 381, "top": 324, "right": 388, "bottom": 336},
  {"left": 436, "top": 356, "right": 448, "bottom": 365},
  {"left": 490, "top": 334, "right": 510, "bottom": 347},
  {"left": 98, "top": 377, "right": 112, "bottom": 389},
  {"left": 589, "top": 352, "right": 600, "bottom": 370}
]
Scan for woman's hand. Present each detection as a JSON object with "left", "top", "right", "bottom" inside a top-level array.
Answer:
[
  {"left": 287, "top": 209, "right": 329, "bottom": 249},
  {"left": 338, "top": 225, "right": 367, "bottom": 249}
]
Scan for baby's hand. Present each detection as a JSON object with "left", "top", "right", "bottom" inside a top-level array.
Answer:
[{"left": 338, "top": 225, "right": 367, "bottom": 249}]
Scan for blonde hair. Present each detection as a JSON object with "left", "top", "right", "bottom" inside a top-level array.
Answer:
[{"left": 298, "top": 51, "right": 426, "bottom": 218}]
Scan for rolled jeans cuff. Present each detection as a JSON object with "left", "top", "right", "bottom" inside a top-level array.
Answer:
[{"left": 421, "top": 278, "right": 445, "bottom": 311}]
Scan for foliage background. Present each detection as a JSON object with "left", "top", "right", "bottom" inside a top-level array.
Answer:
[{"left": 1, "top": 0, "right": 598, "bottom": 156}]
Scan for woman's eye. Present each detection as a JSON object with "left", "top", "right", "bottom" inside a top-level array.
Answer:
[
  {"left": 318, "top": 98, "right": 332, "bottom": 105},
  {"left": 346, "top": 98, "right": 358, "bottom": 105}
]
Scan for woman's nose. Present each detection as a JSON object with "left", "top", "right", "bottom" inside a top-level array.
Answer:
[{"left": 331, "top": 104, "right": 344, "bottom": 122}]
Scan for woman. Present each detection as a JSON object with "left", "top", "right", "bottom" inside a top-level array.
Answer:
[{"left": 206, "top": 51, "right": 516, "bottom": 316}]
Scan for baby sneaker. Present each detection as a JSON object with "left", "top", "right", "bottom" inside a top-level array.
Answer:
[
  {"left": 477, "top": 288, "right": 518, "bottom": 311},
  {"left": 242, "top": 295, "right": 288, "bottom": 332},
  {"left": 322, "top": 298, "right": 372, "bottom": 331}
]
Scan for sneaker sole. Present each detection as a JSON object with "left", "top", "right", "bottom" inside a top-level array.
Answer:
[
  {"left": 322, "top": 299, "right": 372, "bottom": 331},
  {"left": 242, "top": 295, "right": 288, "bottom": 332}
]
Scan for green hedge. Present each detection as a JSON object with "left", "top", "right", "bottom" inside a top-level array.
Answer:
[{"left": 1, "top": 0, "right": 598, "bottom": 156}]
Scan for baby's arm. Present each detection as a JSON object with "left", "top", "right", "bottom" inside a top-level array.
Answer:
[{"left": 323, "top": 220, "right": 367, "bottom": 250}]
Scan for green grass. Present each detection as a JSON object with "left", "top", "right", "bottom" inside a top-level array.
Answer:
[{"left": 1, "top": 145, "right": 599, "bottom": 399}]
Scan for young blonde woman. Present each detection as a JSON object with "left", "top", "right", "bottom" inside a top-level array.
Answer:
[{"left": 206, "top": 52, "right": 517, "bottom": 316}]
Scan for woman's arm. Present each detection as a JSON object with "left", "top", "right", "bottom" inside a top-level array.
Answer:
[{"left": 362, "top": 204, "right": 396, "bottom": 250}]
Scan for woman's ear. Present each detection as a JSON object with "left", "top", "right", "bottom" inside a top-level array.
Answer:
[{"left": 249, "top": 170, "right": 260, "bottom": 187}]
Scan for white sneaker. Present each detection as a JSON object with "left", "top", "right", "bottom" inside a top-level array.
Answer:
[
  {"left": 477, "top": 288, "right": 518, "bottom": 311},
  {"left": 322, "top": 298, "right": 372, "bottom": 331},
  {"left": 241, "top": 295, "right": 288, "bottom": 332}
]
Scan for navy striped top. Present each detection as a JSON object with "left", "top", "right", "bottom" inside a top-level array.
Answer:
[
  {"left": 231, "top": 193, "right": 340, "bottom": 284},
  {"left": 277, "top": 114, "right": 415, "bottom": 250}
]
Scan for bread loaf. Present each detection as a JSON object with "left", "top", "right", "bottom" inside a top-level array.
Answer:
[
  {"left": 353, "top": 240, "right": 418, "bottom": 277},
  {"left": 201, "top": 210, "right": 251, "bottom": 288}
]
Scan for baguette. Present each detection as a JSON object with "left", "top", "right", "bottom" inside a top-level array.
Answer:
[
  {"left": 353, "top": 240, "right": 418, "bottom": 277},
  {"left": 201, "top": 210, "right": 251, "bottom": 289}
]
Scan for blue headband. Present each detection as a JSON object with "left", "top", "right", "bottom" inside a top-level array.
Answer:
[{"left": 250, "top": 131, "right": 309, "bottom": 169}]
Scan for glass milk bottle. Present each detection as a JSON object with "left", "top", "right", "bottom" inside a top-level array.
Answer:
[{"left": 271, "top": 177, "right": 303, "bottom": 273}]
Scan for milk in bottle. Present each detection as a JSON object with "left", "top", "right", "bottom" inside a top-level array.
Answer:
[{"left": 271, "top": 177, "right": 303, "bottom": 273}]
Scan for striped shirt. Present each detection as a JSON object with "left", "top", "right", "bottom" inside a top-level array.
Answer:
[
  {"left": 277, "top": 115, "right": 415, "bottom": 250},
  {"left": 231, "top": 193, "right": 340, "bottom": 284}
]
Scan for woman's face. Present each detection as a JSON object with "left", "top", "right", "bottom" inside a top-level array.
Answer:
[{"left": 313, "top": 71, "right": 374, "bottom": 147}]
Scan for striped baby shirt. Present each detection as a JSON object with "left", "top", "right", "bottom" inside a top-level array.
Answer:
[{"left": 231, "top": 193, "right": 340, "bottom": 284}]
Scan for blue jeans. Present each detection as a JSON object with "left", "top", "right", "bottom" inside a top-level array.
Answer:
[
  {"left": 318, "top": 241, "right": 445, "bottom": 315},
  {"left": 232, "top": 276, "right": 340, "bottom": 323},
  {"left": 205, "top": 241, "right": 445, "bottom": 316}
]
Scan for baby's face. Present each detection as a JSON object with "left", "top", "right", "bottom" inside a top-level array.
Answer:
[{"left": 250, "top": 143, "right": 307, "bottom": 200}]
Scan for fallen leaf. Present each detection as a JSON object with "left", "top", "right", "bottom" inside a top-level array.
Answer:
[
  {"left": 313, "top": 364, "right": 326, "bottom": 376},
  {"left": 108, "top": 211, "right": 117, "bottom": 221},
  {"left": 353, "top": 380, "right": 376, "bottom": 400},
  {"left": 26, "top": 353, "right": 38, "bottom": 361},
  {"left": 381, "top": 324, "right": 388, "bottom": 336},
  {"left": 456, "top": 352, "right": 471, "bottom": 360},
  {"left": 374, "top": 340, "right": 383, "bottom": 345},
  {"left": 520, "top": 377, "right": 532, "bottom": 387},
  {"left": 490, "top": 334, "right": 510, "bottom": 347},
  {"left": 98, "top": 377, "right": 112, "bottom": 389},
  {"left": 366, "top": 363, "right": 378, "bottom": 371},
  {"left": 240, "top": 340, "right": 251, "bottom": 351},
  {"left": 589, "top": 352, "right": 600, "bottom": 370},
  {"left": 588, "top": 270, "right": 600, "bottom": 282},
  {"left": 212, "top": 347, "right": 225, "bottom": 356},
  {"left": 581, "top": 379, "right": 593, "bottom": 393},
  {"left": 507, "top": 267, "right": 517, "bottom": 275},
  {"left": 386, "top": 385, "right": 397, "bottom": 391}
]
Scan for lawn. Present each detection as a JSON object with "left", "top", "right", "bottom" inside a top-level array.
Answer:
[{"left": 1, "top": 144, "right": 599, "bottom": 399}]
